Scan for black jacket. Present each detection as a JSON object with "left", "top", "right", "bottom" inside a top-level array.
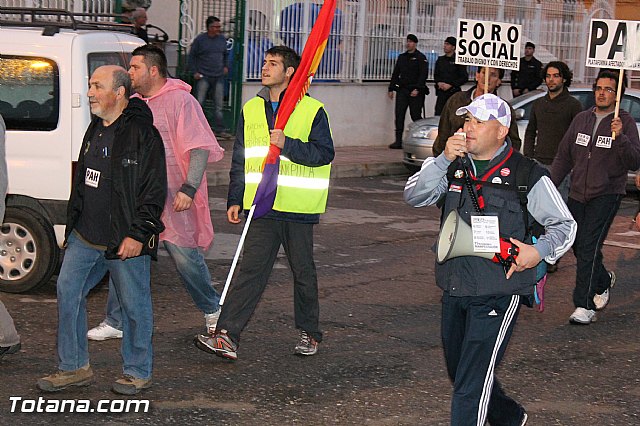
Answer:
[
  {"left": 523, "top": 88, "right": 583, "bottom": 165},
  {"left": 66, "top": 98, "right": 167, "bottom": 259},
  {"left": 388, "top": 50, "right": 429, "bottom": 95},
  {"left": 433, "top": 54, "right": 468, "bottom": 94},
  {"left": 511, "top": 56, "right": 543, "bottom": 91}
]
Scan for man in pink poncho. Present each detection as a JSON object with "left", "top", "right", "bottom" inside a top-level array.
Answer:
[{"left": 88, "top": 45, "right": 225, "bottom": 340}]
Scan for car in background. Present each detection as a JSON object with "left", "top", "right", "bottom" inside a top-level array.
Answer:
[{"left": 402, "top": 87, "right": 640, "bottom": 188}]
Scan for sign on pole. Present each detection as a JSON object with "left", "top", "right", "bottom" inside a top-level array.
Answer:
[
  {"left": 455, "top": 19, "right": 522, "bottom": 71},
  {"left": 586, "top": 19, "right": 640, "bottom": 70},
  {"left": 586, "top": 19, "right": 640, "bottom": 139}
]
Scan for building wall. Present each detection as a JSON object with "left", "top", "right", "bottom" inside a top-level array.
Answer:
[
  {"left": 239, "top": 81, "right": 512, "bottom": 147},
  {"left": 614, "top": 1, "right": 640, "bottom": 20},
  {"left": 241, "top": 82, "right": 399, "bottom": 147},
  {"left": 147, "top": 0, "right": 181, "bottom": 42}
]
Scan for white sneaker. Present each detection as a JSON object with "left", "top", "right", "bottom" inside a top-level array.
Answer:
[
  {"left": 569, "top": 307, "right": 597, "bottom": 325},
  {"left": 204, "top": 310, "right": 220, "bottom": 335},
  {"left": 593, "top": 271, "right": 615, "bottom": 310},
  {"left": 87, "top": 322, "right": 123, "bottom": 341}
]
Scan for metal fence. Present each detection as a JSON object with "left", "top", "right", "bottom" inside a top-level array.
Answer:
[
  {"left": 3, "top": 0, "right": 623, "bottom": 86},
  {"left": 243, "top": 0, "right": 616, "bottom": 84}
]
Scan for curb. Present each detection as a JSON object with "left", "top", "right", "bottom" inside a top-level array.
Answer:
[{"left": 207, "top": 161, "right": 409, "bottom": 187}]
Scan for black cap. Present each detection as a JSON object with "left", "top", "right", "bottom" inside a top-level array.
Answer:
[
  {"left": 407, "top": 34, "right": 418, "bottom": 43},
  {"left": 525, "top": 41, "right": 535, "bottom": 49},
  {"left": 445, "top": 36, "right": 456, "bottom": 46}
]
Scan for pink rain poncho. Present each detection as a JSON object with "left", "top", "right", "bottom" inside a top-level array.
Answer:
[{"left": 133, "top": 78, "right": 224, "bottom": 249}]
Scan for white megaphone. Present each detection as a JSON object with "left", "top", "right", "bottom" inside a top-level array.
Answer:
[{"left": 436, "top": 210, "right": 496, "bottom": 263}]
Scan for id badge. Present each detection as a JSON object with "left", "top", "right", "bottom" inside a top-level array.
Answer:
[
  {"left": 471, "top": 215, "right": 500, "bottom": 252},
  {"left": 85, "top": 168, "right": 101, "bottom": 188}
]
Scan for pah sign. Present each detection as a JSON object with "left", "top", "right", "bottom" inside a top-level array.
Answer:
[
  {"left": 587, "top": 19, "right": 640, "bottom": 70},
  {"left": 456, "top": 19, "right": 522, "bottom": 71}
]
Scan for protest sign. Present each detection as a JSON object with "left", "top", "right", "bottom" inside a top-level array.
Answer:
[
  {"left": 586, "top": 19, "right": 640, "bottom": 70},
  {"left": 586, "top": 19, "right": 640, "bottom": 139},
  {"left": 456, "top": 19, "right": 522, "bottom": 71}
]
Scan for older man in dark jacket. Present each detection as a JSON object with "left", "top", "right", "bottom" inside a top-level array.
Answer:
[{"left": 37, "top": 65, "right": 166, "bottom": 395}]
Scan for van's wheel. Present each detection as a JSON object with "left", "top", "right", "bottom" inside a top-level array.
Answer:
[{"left": 0, "top": 206, "right": 59, "bottom": 293}]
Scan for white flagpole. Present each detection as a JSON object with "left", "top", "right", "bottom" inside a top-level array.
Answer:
[{"left": 219, "top": 204, "right": 256, "bottom": 305}]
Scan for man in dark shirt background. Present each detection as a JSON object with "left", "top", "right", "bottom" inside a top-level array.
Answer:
[
  {"left": 188, "top": 16, "right": 229, "bottom": 134},
  {"left": 433, "top": 36, "right": 468, "bottom": 116},
  {"left": 388, "top": 34, "right": 428, "bottom": 149},
  {"left": 511, "top": 42, "right": 543, "bottom": 98}
]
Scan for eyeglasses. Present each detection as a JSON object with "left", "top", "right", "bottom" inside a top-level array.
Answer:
[{"left": 594, "top": 86, "right": 616, "bottom": 94}]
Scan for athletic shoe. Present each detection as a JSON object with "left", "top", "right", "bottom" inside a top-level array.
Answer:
[
  {"left": 37, "top": 365, "right": 93, "bottom": 392},
  {"left": 0, "top": 342, "right": 20, "bottom": 358},
  {"left": 112, "top": 375, "right": 152, "bottom": 395},
  {"left": 204, "top": 310, "right": 220, "bottom": 335},
  {"left": 294, "top": 330, "right": 318, "bottom": 356},
  {"left": 594, "top": 271, "right": 616, "bottom": 311},
  {"left": 87, "top": 322, "right": 123, "bottom": 341},
  {"left": 193, "top": 330, "right": 238, "bottom": 360},
  {"left": 388, "top": 142, "right": 402, "bottom": 149},
  {"left": 569, "top": 307, "right": 597, "bottom": 325}
]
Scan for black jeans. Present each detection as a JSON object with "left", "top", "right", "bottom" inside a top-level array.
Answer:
[
  {"left": 217, "top": 218, "right": 321, "bottom": 345},
  {"left": 441, "top": 292, "right": 525, "bottom": 426},
  {"left": 394, "top": 89, "right": 424, "bottom": 144},
  {"left": 568, "top": 194, "right": 621, "bottom": 310}
]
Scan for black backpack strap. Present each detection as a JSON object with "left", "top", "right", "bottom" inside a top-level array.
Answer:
[
  {"left": 516, "top": 156, "right": 536, "bottom": 234},
  {"left": 475, "top": 155, "right": 538, "bottom": 237}
]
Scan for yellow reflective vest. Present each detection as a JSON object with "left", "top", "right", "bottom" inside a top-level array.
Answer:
[{"left": 242, "top": 96, "right": 331, "bottom": 214}]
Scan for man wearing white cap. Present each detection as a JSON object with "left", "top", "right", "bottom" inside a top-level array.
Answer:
[{"left": 404, "top": 94, "right": 576, "bottom": 425}]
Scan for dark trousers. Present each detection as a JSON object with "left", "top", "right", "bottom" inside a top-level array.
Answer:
[
  {"left": 568, "top": 194, "right": 621, "bottom": 310},
  {"left": 441, "top": 292, "right": 525, "bottom": 426},
  {"left": 217, "top": 218, "right": 321, "bottom": 345},
  {"left": 434, "top": 89, "right": 459, "bottom": 116},
  {"left": 394, "top": 89, "right": 424, "bottom": 144}
]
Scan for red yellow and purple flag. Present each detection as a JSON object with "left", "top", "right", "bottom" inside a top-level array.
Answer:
[{"left": 252, "top": 0, "right": 337, "bottom": 219}]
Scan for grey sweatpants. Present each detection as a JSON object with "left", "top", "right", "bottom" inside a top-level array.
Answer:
[{"left": 0, "top": 299, "right": 20, "bottom": 347}]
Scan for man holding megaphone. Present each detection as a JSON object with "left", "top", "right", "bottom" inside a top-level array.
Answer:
[{"left": 404, "top": 93, "right": 576, "bottom": 426}]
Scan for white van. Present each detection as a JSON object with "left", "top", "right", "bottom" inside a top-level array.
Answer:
[{"left": 0, "top": 9, "right": 145, "bottom": 292}]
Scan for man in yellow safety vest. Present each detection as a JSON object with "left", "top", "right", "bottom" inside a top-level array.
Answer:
[{"left": 195, "top": 45, "right": 334, "bottom": 361}]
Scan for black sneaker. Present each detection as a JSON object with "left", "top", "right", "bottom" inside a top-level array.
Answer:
[
  {"left": 294, "top": 330, "right": 318, "bottom": 356},
  {"left": 388, "top": 142, "right": 402, "bottom": 149},
  {"left": 0, "top": 342, "right": 20, "bottom": 358}
]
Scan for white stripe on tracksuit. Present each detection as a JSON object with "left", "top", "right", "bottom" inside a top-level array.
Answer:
[{"left": 476, "top": 294, "right": 520, "bottom": 425}]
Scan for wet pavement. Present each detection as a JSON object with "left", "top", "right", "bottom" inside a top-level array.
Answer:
[{"left": 1, "top": 170, "right": 640, "bottom": 425}]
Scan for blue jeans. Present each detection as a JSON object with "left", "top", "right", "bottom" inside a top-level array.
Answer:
[
  {"left": 57, "top": 233, "right": 153, "bottom": 379},
  {"left": 104, "top": 241, "right": 220, "bottom": 330},
  {"left": 194, "top": 76, "right": 225, "bottom": 132}
]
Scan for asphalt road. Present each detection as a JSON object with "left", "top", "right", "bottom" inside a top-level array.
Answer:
[{"left": 1, "top": 174, "right": 640, "bottom": 425}]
